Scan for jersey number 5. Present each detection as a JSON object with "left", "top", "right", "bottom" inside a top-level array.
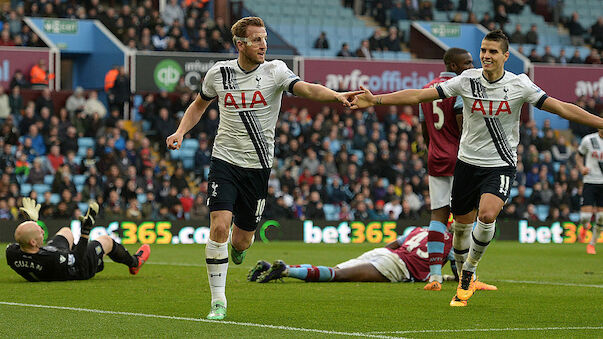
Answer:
[{"left": 432, "top": 99, "right": 444, "bottom": 130}]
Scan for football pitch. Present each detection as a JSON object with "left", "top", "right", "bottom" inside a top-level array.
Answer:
[{"left": 0, "top": 241, "right": 601, "bottom": 338}]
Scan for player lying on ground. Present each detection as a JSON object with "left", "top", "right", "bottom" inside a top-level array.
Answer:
[
  {"left": 6, "top": 198, "right": 150, "bottom": 282},
  {"left": 249, "top": 227, "right": 496, "bottom": 292}
]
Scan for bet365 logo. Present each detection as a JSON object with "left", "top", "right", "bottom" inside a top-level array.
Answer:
[{"left": 154, "top": 59, "right": 182, "bottom": 91}]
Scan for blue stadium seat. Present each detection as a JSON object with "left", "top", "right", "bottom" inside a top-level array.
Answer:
[
  {"left": 44, "top": 174, "right": 54, "bottom": 185},
  {"left": 137, "top": 193, "right": 147, "bottom": 204},
  {"left": 78, "top": 137, "right": 95, "bottom": 150},
  {"left": 525, "top": 187, "right": 533, "bottom": 197},
  {"left": 50, "top": 193, "right": 61, "bottom": 204},
  {"left": 536, "top": 205, "right": 549, "bottom": 221},
  {"left": 170, "top": 149, "right": 181, "bottom": 160},
  {"left": 510, "top": 187, "right": 519, "bottom": 199},
  {"left": 181, "top": 148, "right": 196, "bottom": 170},
  {"left": 33, "top": 184, "right": 51, "bottom": 194},
  {"left": 73, "top": 175, "right": 87, "bottom": 186},
  {"left": 181, "top": 138, "right": 199, "bottom": 151},
  {"left": 20, "top": 183, "right": 32, "bottom": 196},
  {"left": 77, "top": 146, "right": 88, "bottom": 158},
  {"left": 78, "top": 202, "right": 89, "bottom": 213}
]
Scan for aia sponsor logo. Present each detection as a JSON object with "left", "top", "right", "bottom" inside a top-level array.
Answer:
[
  {"left": 471, "top": 99, "right": 511, "bottom": 116},
  {"left": 224, "top": 91, "right": 267, "bottom": 109}
]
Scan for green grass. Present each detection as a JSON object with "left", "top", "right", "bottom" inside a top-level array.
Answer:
[{"left": 0, "top": 241, "right": 601, "bottom": 338}]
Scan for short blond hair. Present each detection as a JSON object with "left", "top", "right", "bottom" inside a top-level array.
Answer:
[{"left": 231, "top": 16, "right": 265, "bottom": 44}]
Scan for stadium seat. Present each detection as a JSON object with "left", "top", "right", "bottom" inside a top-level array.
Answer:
[
  {"left": 50, "top": 193, "right": 61, "bottom": 205},
  {"left": 78, "top": 202, "right": 89, "bottom": 213},
  {"left": 77, "top": 137, "right": 95, "bottom": 150},
  {"left": 170, "top": 149, "right": 181, "bottom": 160},
  {"left": 73, "top": 175, "right": 86, "bottom": 186},
  {"left": 181, "top": 148, "right": 196, "bottom": 170},
  {"left": 137, "top": 193, "right": 147, "bottom": 204},
  {"left": 33, "top": 184, "right": 51, "bottom": 194},
  {"left": 20, "top": 183, "right": 32, "bottom": 196},
  {"left": 536, "top": 205, "right": 549, "bottom": 221},
  {"left": 181, "top": 138, "right": 199, "bottom": 151},
  {"left": 44, "top": 174, "right": 54, "bottom": 185},
  {"left": 510, "top": 187, "right": 519, "bottom": 199},
  {"left": 525, "top": 187, "right": 533, "bottom": 197}
]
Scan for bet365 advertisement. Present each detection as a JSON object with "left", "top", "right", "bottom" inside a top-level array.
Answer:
[{"left": 2, "top": 218, "right": 601, "bottom": 244}]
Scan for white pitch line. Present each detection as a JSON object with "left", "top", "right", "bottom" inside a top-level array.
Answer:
[
  {"left": 495, "top": 279, "right": 603, "bottom": 289},
  {"left": 0, "top": 301, "right": 405, "bottom": 339},
  {"left": 369, "top": 326, "right": 603, "bottom": 335}
]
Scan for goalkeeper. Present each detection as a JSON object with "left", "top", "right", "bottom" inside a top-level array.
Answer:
[
  {"left": 250, "top": 227, "right": 496, "bottom": 293},
  {"left": 5, "top": 198, "right": 150, "bottom": 282}
]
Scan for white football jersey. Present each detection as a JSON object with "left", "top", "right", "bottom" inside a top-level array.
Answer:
[
  {"left": 437, "top": 68, "right": 547, "bottom": 168},
  {"left": 578, "top": 132, "right": 603, "bottom": 184},
  {"left": 201, "top": 59, "right": 300, "bottom": 169}
]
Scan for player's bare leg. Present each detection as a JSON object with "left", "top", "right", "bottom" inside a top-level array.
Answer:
[
  {"left": 206, "top": 210, "right": 231, "bottom": 320},
  {"left": 579, "top": 205, "right": 593, "bottom": 243},
  {"left": 425, "top": 205, "right": 451, "bottom": 290},
  {"left": 55, "top": 227, "right": 74, "bottom": 249},
  {"left": 230, "top": 224, "right": 254, "bottom": 265}
]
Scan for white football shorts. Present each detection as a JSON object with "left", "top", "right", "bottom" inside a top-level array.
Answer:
[
  {"left": 336, "top": 248, "right": 410, "bottom": 282},
  {"left": 429, "top": 175, "right": 453, "bottom": 210}
]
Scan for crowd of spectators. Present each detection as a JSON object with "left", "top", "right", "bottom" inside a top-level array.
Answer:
[
  {"left": 338, "top": 0, "right": 603, "bottom": 64},
  {"left": 0, "top": 0, "right": 233, "bottom": 53},
  {"left": 1, "top": 74, "right": 601, "bottom": 222}
]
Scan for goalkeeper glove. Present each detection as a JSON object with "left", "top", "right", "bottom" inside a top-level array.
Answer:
[
  {"left": 19, "top": 197, "right": 41, "bottom": 222},
  {"left": 78, "top": 201, "right": 99, "bottom": 236}
]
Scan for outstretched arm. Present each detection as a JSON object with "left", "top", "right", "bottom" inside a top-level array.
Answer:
[
  {"left": 541, "top": 97, "right": 603, "bottom": 129},
  {"left": 292, "top": 81, "right": 362, "bottom": 106},
  {"left": 166, "top": 94, "right": 214, "bottom": 150},
  {"left": 351, "top": 86, "right": 440, "bottom": 109}
]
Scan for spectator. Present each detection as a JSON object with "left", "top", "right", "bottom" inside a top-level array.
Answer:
[
  {"left": 436, "top": 0, "right": 454, "bottom": 11},
  {"left": 0, "top": 30, "right": 14, "bottom": 46},
  {"left": 585, "top": 49, "right": 601, "bottom": 64},
  {"left": 479, "top": 12, "right": 493, "bottom": 28},
  {"left": 35, "top": 88, "right": 54, "bottom": 115},
  {"left": 510, "top": 24, "right": 526, "bottom": 44},
  {"left": 30, "top": 59, "right": 51, "bottom": 88},
  {"left": 382, "top": 26, "right": 402, "bottom": 52},
  {"left": 104, "top": 65, "right": 119, "bottom": 93},
  {"left": 556, "top": 48, "right": 568, "bottom": 64},
  {"left": 569, "top": 49, "right": 583, "bottom": 63},
  {"left": 26, "top": 125, "right": 46, "bottom": 156},
  {"left": 368, "top": 30, "right": 384, "bottom": 51},
  {"left": 494, "top": 4, "right": 508, "bottom": 26},
  {"left": 528, "top": 48, "right": 541, "bottom": 63},
  {"left": 567, "top": 12, "right": 586, "bottom": 46},
  {"left": 418, "top": 1, "right": 433, "bottom": 21},
  {"left": 162, "top": 0, "right": 185, "bottom": 26},
  {"left": 390, "top": 1, "right": 408, "bottom": 22},
  {"left": 152, "top": 26, "right": 170, "bottom": 50},
  {"left": 313, "top": 32, "right": 329, "bottom": 49},
  {"left": 8, "top": 86, "right": 23, "bottom": 115},
  {"left": 0, "top": 86, "right": 9, "bottom": 121},
  {"left": 65, "top": 87, "right": 86, "bottom": 116},
  {"left": 26, "top": 158, "right": 49, "bottom": 184},
  {"left": 525, "top": 24, "right": 539, "bottom": 45},
  {"left": 305, "top": 191, "right": 325, "bottom": 219},
  {"left": 110, "top": 66, "right": 131, "bottom": 113},
  {"left": 46, "top": 145, "right": 64, "bottom": 173},
  {"left": 384, "top": 196, "right": 402, "bottom": 219},
  {"left": 9, "top": 70, "right": 28, "bottom": 89},
  {"left": 336, "top": 43, "right": 352, "bottom": 57},
  {"left": 590, "top": 16, "right": 603, "bottom": 51},
  {"left": 541, "top": 45, "right": 556, "bottom": 64},
  {"left": 355, "top": 39, "right": 372, "bottom": 59},
  {"left": 83, "top": 91, "right": 107, "bottom": 118}
]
